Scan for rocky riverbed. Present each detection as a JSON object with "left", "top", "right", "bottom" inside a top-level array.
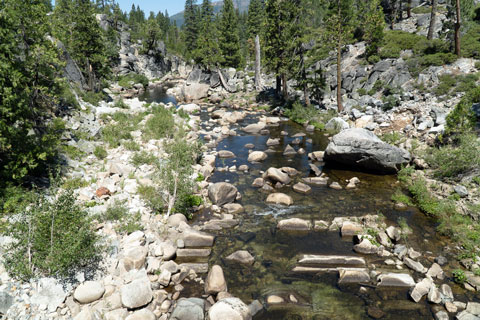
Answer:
[{"left": 0, "top": 79, "right": 479, "bottom": 320}]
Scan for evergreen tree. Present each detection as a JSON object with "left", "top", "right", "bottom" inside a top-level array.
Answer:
[
  {"left": 184, "top": 0, "right": 199, "bottom": 59},
  {"left": 219, "top": 0, "right": 241, "bottom": 68},
  {"left": 53, "top": 0, "right": 111, "bottom": 89},
  {"left": 194, "top": 0, "right": 221, "bottom": 68},
  {"left": 0, "top": 0, "right": 63, "bottom": 181},
  {"left": 322, "top": 0, "right": 356, "bottom": 112},
  {"left": 359, "top": 0, "right": 385, "bottom": 61},
  {"left": 264, "top": 0, "right": 303, "bottom": 98},
  {"left": 247, "top": 0, "right": 265, "bottom": 39}
]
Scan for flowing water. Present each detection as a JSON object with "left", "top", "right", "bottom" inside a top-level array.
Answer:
[{"left": 146, "top": 89, "right": 469, "bottom": 320}]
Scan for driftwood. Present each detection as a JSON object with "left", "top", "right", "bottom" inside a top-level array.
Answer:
[
  {"left": 255, "top": 34, "right": 262, "bottom": 91},
  {"left": 217, "top": 66, "right": 236, "bottom": 93}
]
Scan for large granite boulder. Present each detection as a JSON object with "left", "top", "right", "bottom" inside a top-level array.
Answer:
[
  {"left": 208, "top": 182, "right": 238, "bottom": 206},
  {"left": 324, "top": 128, "right": 411, "bottom": 174}
]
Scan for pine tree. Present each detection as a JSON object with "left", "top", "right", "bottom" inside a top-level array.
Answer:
[
  {"left": 219, "top": 0, "right": 241, "bottom": 68},
  {"left": 53, "top": 0, "right": 110, "bottom": 89},
  {"left": 359, "top": 0, "right": 385, "bottom": 61},
  {"left": 0, "top": 0, "right": 63, "bottom": 181},
  {"left": 184, "top": 0, "right": 199, "bottom": 59},
  {"left": 264, "top": 0, "right": 303, "bottom": 98},
  {"left": 323, "top": 0, "right": 355, "bottom": 112},
  {"left": 194, "top": 0, "right": 221, "bottom": 68},
  {"left": 247, "top": 0, "right": 265, "bottom": 40}
]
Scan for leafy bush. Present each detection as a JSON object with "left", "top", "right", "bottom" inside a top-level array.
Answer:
[
  {"left": 124, "top": 140, "right": 141, "bottom": 151},
  {"left": 81, "top": 90, "right": 105, "bottom": 106},
  {"left": 453, "top": 269, "right": 467, "bottom": 284},
  {"left": 435, "top": 73, "right": 480, "bottom": 97},
  {"left": 381, "top": 132, "right": 404, "bottom": 145},
  {"left": 412, "top": 6, "right": 431, "bottom": 14},
  {"left": 114, "top": 99, "right": 129, "bottom": 109},
  {"left": 462, "top": 24, "right": 480, "bottom": 59},
  {"left": 379, "top": 31, "right": 424, "bottom": 59},
  {"left": 102, "top": 201, "right": 129, "bottom": 222},
  {"left": 445, "top": 87, "right": 480, "bottom": 135},
  {"left": 102, "top": 112, "right": 144, "bottom": 147},
  {"left": 143, "top": 106, "right": 175, "bottom": 141},
  {"left": 426, "top": 133, "right": 480, "bottom": 179},
  {"left": 117, "top": 73, "right": 149, "bottom": 89},
  {"left": 115, "top": 211, "right": 143, "bottom": 235},
  {"left": 62, "top": 177, "right": 89, "bottom": 190},
  {"left": 391, "top": 189, "right": 414, "bottom": 206},
  {"left": 94, "top": 145, "right": 107, "bottom": 160},
  {"left": 131, "top": 151, "right": 157, "bottom": 166},
  {"left": 4, "top": 190, "right": 99, "bottom": 280},
  {"left": 284, "top": 101, "right": 318, "bottom": 124},
  {"left": 138, "top": 184, "right": 164, "bottom": 213}
]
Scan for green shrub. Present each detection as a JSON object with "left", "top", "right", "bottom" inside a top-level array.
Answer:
[
  {"left": 102, "top": 112, "right": 144, "bottom": 147},
  {"left": 445, "top": 87, "right": 480, "bottom": 135},
  {"left": 379, "top": 31, "right": 424, "bottom": 59},
  {"left": 124, "top": 140, "right": 141, "bottom": 151},
  {"left": 62, "top": 177, "right": 89, "bottom": 190},
  {"left": 4, "top": 190, "right": 99, "bottom": 280},
  {"left": 117, "top": 73, "right": 149, "bottom": 89},
  {"left": 453, "top": 269, "right": 467, "bottom": 284},
  {"left": 94, "top": 145, "right": 107, "bottom": 160},
  {"left": 102, "top": 201, "right": 128, "bottom": 222},
  {"left": 391, "top": 190, "right": 414, "bottom": 206},
  {"left": 357, "top": 88, "right": 367, "bottom": 96},
  {"left": 138, "top": 184, "right": 164, "bottom": 213},
  {"left": 462, "top": 24, "right": 480, "bottom": 59},
  {"left": 284, "top": 100, "right": 319, "bottom": 125},
  {"left": 114, "top": 99, "right": 129, "bottom": 109},
  {"left": 143, "top": 106, "right": 175, "bottom": 141},
  {"left": 81, "top": 90, "right": 104, "bottom": 106},
  {"left": 412, "top": 6, "right": 431, "bottom": 14},
  {"left": 61, "top": 145, "right": 84, "bottom": 160},
  {"left": 115, "top": 211, "right": 143, "bottom": 235},
  {"left": 381, "top": 132, "right": 404, "bottom": 145},
  {"left": 131, "top": 151, "right": 157, "bottom": 166},
  {"left": 475, "top": 62, "right": 480, "bottom": 70},
  {"left": 426, "top": 133, "right": 480, "bottom": 179}
]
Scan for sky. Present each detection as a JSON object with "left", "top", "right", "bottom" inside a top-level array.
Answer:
[{"left": 115, "top": 0, "right": 185, "bottom": 16}]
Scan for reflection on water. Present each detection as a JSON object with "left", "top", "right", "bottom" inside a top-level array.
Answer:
[{"left": 193, "top": 110, "right": 450, "bottom": 319}]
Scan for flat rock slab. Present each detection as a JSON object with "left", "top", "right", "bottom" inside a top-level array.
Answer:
[
  {"left": 180, "top": 263, "right": 209, "bottom": 274},
  {"left": 338, "top": 269, "right": 371, "bottom": 284},
  {"left": 302, "top": 177, "right": 328, "bottom": 185},
  {"left": 182, "top": 229, "right": 215, "bottom": 247},
  {"left": 176, "top": 249, "right": 212, "bottom": 258},
  {"left": 266, "top": 193, "right": 293, "bottom": 206},
  {"left": 277, "top": 218, "right": 311, "bottom": 230},
  {"left": 298, "top": 255, "right": 366, "bottom": 266},
  {"left": 293, "top": 182, "right": 311, "bottom": 194},
  {"left": 377, "top": 273, "right": 415, "bottom": 287},
  {"left": 218, "top": 150, "right": 236, "bottom": 158}
]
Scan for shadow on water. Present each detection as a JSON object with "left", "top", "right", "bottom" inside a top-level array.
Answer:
[
  {"left": 191, "top": 109, "right": 453, "bottom": 319},
  {"left": 138, "top": 84, "right": 177, "bottom": 105}
]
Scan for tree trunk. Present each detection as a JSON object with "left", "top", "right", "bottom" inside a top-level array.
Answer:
[
  {"left": 427, "top": 0, "right": 437, "bottom": 40},
  {"left": 276, "top": 75, "right": 281, "bottom": 95},
  {"left": 254, "top": 34, "right": 261, "bottom": 91},
  {"left": 407, "top": 0, "right": 412, "bottom": 18},
  {"left": 454, "top": 0, "right": 461, "bottom": 57},
  {"left": 336, "top": 0, "right": 343, "bottom": 113},
  {"left": 281, "top": 73, "right": 288, "bottom": 100},
  {"left": 390, "top": 0, "right": 398, "bottom": 29}
]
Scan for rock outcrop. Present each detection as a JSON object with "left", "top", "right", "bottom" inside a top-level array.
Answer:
[{"left": 324, "top": 128, "right": 411, "bottom": 174}]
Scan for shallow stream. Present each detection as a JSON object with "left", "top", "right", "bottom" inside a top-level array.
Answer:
[{"left": 144, "top": 88, "right": 468, "bottom": 320}]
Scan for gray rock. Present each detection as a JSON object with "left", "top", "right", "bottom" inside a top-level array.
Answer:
[
  {"left": 454, "top": 185, "right": 469, "bottom": 198},
  {"left": 205, "top": 265, "right": 227, "bottom": 294},
  {"left": 125, "top": 309, "right": 156, "bottom": 320},
  {"left": 404, "top": 257, "right": 427, "bottom": 273},
  {"left": 353, "top": 239, "right": 378, "bottom": 254},
  {"left": 377, "top": 273, "right": 415, "bottom": 287},
  {"left": 183, "top": 229, "right": 215, "bottom": 247},
  {"left": 277, "top": 218, "right": 311, "bottom": 230},
  {"left": 467, "top": 302, "right": 480, "bottom": 316},
  {"left": 265, "top": 168, "right": 291, "bottom": 184},
  {"left": 266, "top": 193, "right": 293, "bottom": 206},
  {"left": 324, "top": 128, "right": 411, "bottom": 174},
  {"left": 74, "top": 281, "right": 105, "bottom": 304},
  {"left": 338, "top": 269, "right": 370, "bottom": 284},
  {"left": 325, "top": 117, "right": 350, "bottom": 132},
  {"left": 170, "top": 298, "right": 205, "bottom": 320},
  {"left": 283, "top": 144, "right": 297, "bottom": 156},
  {"left": 120, "top": 278, "right": 153, "bottom": 309},
  {"left": 208, "top": 182, "right": 238, "bottom": 206},
  {"left": 30, "top": 278, "right": 67, "bottom": 312},
  {"left": 293, "top": 182, "right": 312, "bottom": 194},
  {"left": 226, "top": 250, "right": 255, "bottom": 266},
  {"left": 435, "top": 311, "right": 449, "bottom": 320},
  {"left": 0, "top": 292, "right": 13, "bottom": 314},
  {"left": 242, "top": 123, "right": 266, "bottom": 134},
  {"left": 209, "top": 297, "right": 252, "bottom": 320},
  {"left": 247, "top": 151, "right": 267, "bottom": 162}
]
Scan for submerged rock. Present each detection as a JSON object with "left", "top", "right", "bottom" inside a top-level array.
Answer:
[
  {"left": 226, "top": 250, "right": 255, "bottom": 266},
  {"left": 277, "top": 218, "right": 311, "bottom": 230},
  {"left": 293, "top": 182, "right": 311, "bottom": 194},
  {"left": 170, "top": 298, "right": 205, "bottom": 320},
  {"left": 324, "top": 128, "right": 411, "bottom": 174},
  {"left": 266, "top": 193, "right": 293, "bottom": 206}
]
